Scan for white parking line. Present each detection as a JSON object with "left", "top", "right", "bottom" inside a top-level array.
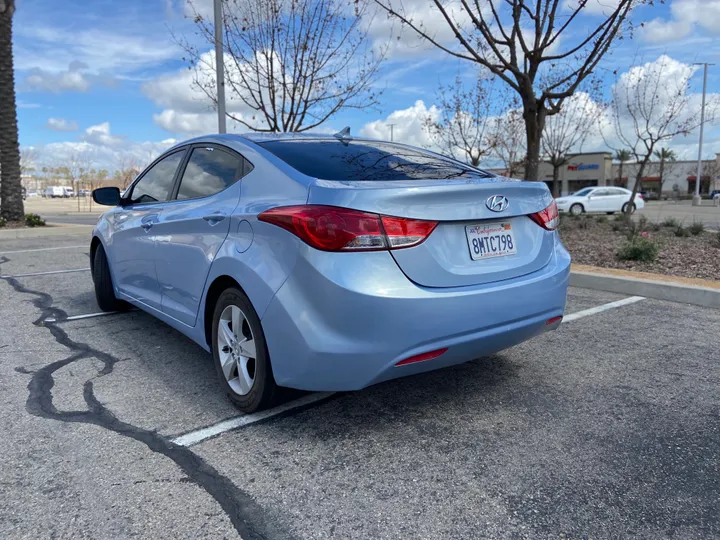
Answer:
[
  {"left": 564, "top": 296, "right": 645, "bottom": 322},
  {"left": 171, "top": 392, "right": 336, "bottom": 447},
  {"left": 2, "top": 267, "right": 90, "bottom": 278},
  {"left": 45, "top": 311, "right": 120, "bottom": 323},
  {"left": 0, "top": 245, "right": 86, "bottom": 255}
]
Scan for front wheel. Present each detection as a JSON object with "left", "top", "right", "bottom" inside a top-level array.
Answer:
[
  {"left": 211, "top": 288, "right": 277, "bottom": 413},
  {"left": 622, "top": 202, "right": 636, "bottom": 214},
  {"left": 569, "top": 203, "right": 584, "bottom": 216}
]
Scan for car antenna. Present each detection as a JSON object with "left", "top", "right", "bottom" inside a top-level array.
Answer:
[{"left": 333, "top": 126, "right": 352, "bottom": 146}]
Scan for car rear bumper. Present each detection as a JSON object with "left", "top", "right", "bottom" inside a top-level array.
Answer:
[{"left": 262, "top": 235, "right": 571, "bottom": 391}]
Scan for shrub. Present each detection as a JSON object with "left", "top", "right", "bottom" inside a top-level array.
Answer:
[
  {"left": 674, "top": 225, "right": 690, "bottom": 238},
  {"left": 596, "top": 215, "right": 608, "bottom": 223},
  {"left": 577, "top": 217, "right": 591, "bottom": 229},
  {"left": 617, "top": 237, "right": 660, "bottom": 262},
  {"left": 0, "top": 216, "right": 6, "bottom": 228},
  {"left": 24, "top": 213, "right": 46, "bottom": 228},
  {"left": 662, "top": 217, "right": 680, "bottom": 228},
  {"left": 688, "top": 222, "right": 704, "bottom": 236},
  {"left": 637, "top": 215, "right": 649, "bottom": 230}
]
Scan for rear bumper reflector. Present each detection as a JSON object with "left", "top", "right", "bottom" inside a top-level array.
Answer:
[
  {"left": 395, "top": 348, "right": 448, "bottom": 367},
  {"left": 546, "top": 315, "right": 563, "bottom": 325}
]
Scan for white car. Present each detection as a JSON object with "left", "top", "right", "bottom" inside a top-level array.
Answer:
[{"left": 555, "top": 187, "right": 645, "bottom": 216}]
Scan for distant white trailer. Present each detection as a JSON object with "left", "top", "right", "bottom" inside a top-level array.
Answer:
[{"left": 45, "top": 186, "right": 74, "bottom": 198}]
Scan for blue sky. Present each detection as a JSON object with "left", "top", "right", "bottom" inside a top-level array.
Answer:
[{"left": 14, "top": 0, "right": 720, "bottom": 169}]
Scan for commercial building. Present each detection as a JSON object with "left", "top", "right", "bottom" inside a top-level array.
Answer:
[{"left": 488, "top": 152, "right": 720, "bottom": 196}]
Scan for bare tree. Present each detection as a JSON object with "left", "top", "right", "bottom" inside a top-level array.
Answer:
[
  {"left": 606, "top": 56, "right": 719, "bottom": 213},
  {"left": 424, "top": 74, "right": 505, "bottom": 166},
  {"left": 0, "top": 0, "right": 24, "bottom": 221},
  {"left": 542, "top": 92, "right": 603, "bottom": 196},
  {"left": 487, "top": 105, "right": 526, "bottom": 178},
  {"left": 181, "top": 0, "right": 386, "bottom": 132},
  {"left": 374, "top": 0, "right": 648, "bottom": 181}
]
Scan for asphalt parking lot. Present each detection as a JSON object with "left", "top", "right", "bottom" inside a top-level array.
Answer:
[{"left": 1, "top": 233, "right": 718, "bottom": 539}]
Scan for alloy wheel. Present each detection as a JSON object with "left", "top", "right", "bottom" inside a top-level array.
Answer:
[{"left": 217, "top": 304, "right": 257, "bottom": 396}]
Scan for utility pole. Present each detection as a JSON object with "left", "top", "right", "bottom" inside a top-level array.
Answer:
[
  {"left": 214, "top": 0, "right": 227, "bottom": 134},
  {"left": 387, "top": 123, "right": 396, "bottom": 142},
  {"left": 693, "top": 63, "right": 713, "bottom": 206}
]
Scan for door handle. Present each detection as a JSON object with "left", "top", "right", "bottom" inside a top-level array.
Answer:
[{"left": 203, "top": 212, "right": 227, "bottom": 225}]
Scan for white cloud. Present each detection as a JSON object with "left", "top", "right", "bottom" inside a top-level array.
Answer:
[
  {"left": 360, "top": 100, "right": 440, "bottom": 148},
  {"left": 143, "top": 50, "right": 274, "bottom": 136},
  {"left": 25, "top": 62, "right": 97, "bottom": 92},
  {"left": 45, "top": 118, "right": 79, "bottom": 132},
  {"left": 641, "top": 0, "right": 720, "bottom": 43},
  {"left": 17, "top": 100, "right": 41, "bottom": 109},
  {"left": 82, "top": 122, "right": 126, "bottom": 146}
]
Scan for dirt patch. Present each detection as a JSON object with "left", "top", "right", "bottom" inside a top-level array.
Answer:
[{"left": 559, "top": 215, "right": 720, "bottom": 281}]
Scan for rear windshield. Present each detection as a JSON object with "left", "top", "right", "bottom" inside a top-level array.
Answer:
[{"left": 259, "top": 139, "right": 492, "bottom": 181}]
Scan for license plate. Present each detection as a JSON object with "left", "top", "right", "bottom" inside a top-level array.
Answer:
[{"left": 465, "top": 222, "right": 517, "bottom": 260}]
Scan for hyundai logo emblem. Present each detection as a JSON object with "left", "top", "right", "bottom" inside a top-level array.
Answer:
[{"left": 486, "top": 195, "right": 509, "bottom": 212}]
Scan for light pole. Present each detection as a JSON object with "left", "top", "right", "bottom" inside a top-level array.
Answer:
[
  {"left": 214, "top": 0, "right": 227, "bottom": 134},
  {"left": 692, "top": 62, "right": 713, "bottom": 206},
  {"left": 387, "top": 123, "right": 396, "bottom": 142}
]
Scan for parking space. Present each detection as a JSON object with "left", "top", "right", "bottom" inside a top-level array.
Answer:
[{"left": 1, "top": 233, "right": 718, "bottom": 539}]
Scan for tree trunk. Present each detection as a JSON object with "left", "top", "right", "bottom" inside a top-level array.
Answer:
[
  {"left": 658, "top": 158, "right": 665, "bottom": 199},
  {"left": 552, "top": 164, "right": 561, "bottom": 197},
  {"left": 617, "top": 162, "right": 623, "bottom": 187},
  {"left": 522, "top": 99, "right": 545, "bottom": 182},
  {"left": 0, "top": 3, "right": 24, "bottom": 222},
  {"left": 626, "top": 156, "right": 650, "bottom": 215}
]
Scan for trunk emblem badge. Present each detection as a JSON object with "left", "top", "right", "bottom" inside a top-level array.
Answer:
[{"left": 486, "top": 195, "right": 509, "bottom": 212}]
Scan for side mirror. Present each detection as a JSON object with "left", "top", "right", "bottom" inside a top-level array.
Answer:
[{"left": 92, "top": 187, "right": 121, "bottom": 206}]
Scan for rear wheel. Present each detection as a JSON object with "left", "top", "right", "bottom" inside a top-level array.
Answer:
[
  {"left": 569, "top": 203, "right": 584, "bottom": 216},
  {"left": 211, "top": 288, "right": 277, "bottom": 413},
  {"left": 92, "top": 244, "right": 129, "bottom": 312},
  {"left": 622, "top": 202, "right": 636, "bottom": 214},
  {"left": 606, "top": 212, "right": 615, "bottom": 215}
]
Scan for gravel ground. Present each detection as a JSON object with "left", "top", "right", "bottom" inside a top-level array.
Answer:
[{"left": 559, "top": 214, "right": 720, "bottom": 280}]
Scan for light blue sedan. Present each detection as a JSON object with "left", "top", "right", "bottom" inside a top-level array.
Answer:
[{"left": 91, "top": 133, "right": 570, "bottom": 412}]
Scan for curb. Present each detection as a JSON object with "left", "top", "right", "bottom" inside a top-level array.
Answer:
[
  {"left": 0, "top": 224, "right": 94, "bottom": 240},
  {"left": 570, "top": 271, "right": 720, "bottom": 310}
]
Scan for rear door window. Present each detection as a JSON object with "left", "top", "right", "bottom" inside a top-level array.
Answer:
[
  {"left": 259, "top": 140, "right": 492, "bottom": 181},
  {"left": 176, "top": 147, "right": 243, "bottom": 201}
]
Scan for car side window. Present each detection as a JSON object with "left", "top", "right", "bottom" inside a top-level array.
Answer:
[
  {"left": 176, "top": 147, "right": 242, "bottom": 201},
  {"left": 593, "top": 190, "right": 610, "bottom": 197},
  {"left": 129, "top": 151, "right": 185, "bottom": 205}
]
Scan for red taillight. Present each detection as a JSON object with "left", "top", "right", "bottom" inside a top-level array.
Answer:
[
  {"left": 258, "top": 205, "right": 437, "bottom": 252},
  {"left": 529, "top": 200, "right": 559, "bottom": 231},
  {"left": 395, "top": 348, "right": 448, "bottom": 367},
  {"left": 637, "top": 193, "right": 643, "bottom": 199}
]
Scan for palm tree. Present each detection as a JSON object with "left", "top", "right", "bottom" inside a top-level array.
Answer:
[
  {"left": 653, "top": 147, "right": 676, "bottom": 199},
  {"left": 0, "top": 0, "right": 24, "bottom": 221},
  {"left": 614, "top": 149, "right": 632, "bottom": 188}
]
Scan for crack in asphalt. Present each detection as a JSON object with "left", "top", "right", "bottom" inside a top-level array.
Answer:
[{"left": 0, "top": 256, "right": 293, "bottom": 540}]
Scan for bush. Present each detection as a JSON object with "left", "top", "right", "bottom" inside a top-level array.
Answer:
[
  {"left": 637, "top": 215, "right": 649, "bottom": 230},
  {"left": 0, "top": 217, "right": 6, "bottom": 228},
  {"left": 617, "top": 237, "right": 660, "bottom": 262},
  {"left": 688, "top": 222, "right": 704, "bottom": 236},
  {"left": 577, "top": 217, "right": 591, "bottom": 229},
  {"left": 24, "top": 213, "right": 46, "bottom": 228},
  {"left": 662, "top": 217, "right": 680, "bottom": 228},
  {"left": 674, "top": 225, "right": 690, "bottom": 238},
  {"left": 596, "top": 215, "right": 608, "bottom": 224}
]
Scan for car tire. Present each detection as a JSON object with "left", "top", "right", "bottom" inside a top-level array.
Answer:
[
  {"left": 622, "top": 202, "right": 636, "bottom": 214},
  {"left": 92, "top": 244, "right": 130, "bottom": 312},
  {"left": 606, "top": 212, "right": 615, "bottom": 215},
  {"left": 211, "top": 287, "right": 278, "bottom": 413},
  {"left": 569, "top": 203, "right": 584, "bottom": 216}
]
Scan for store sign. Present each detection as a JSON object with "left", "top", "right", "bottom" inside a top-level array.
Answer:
[{"left": 567, "top": 163, "right": 600, "bottom": 171}]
